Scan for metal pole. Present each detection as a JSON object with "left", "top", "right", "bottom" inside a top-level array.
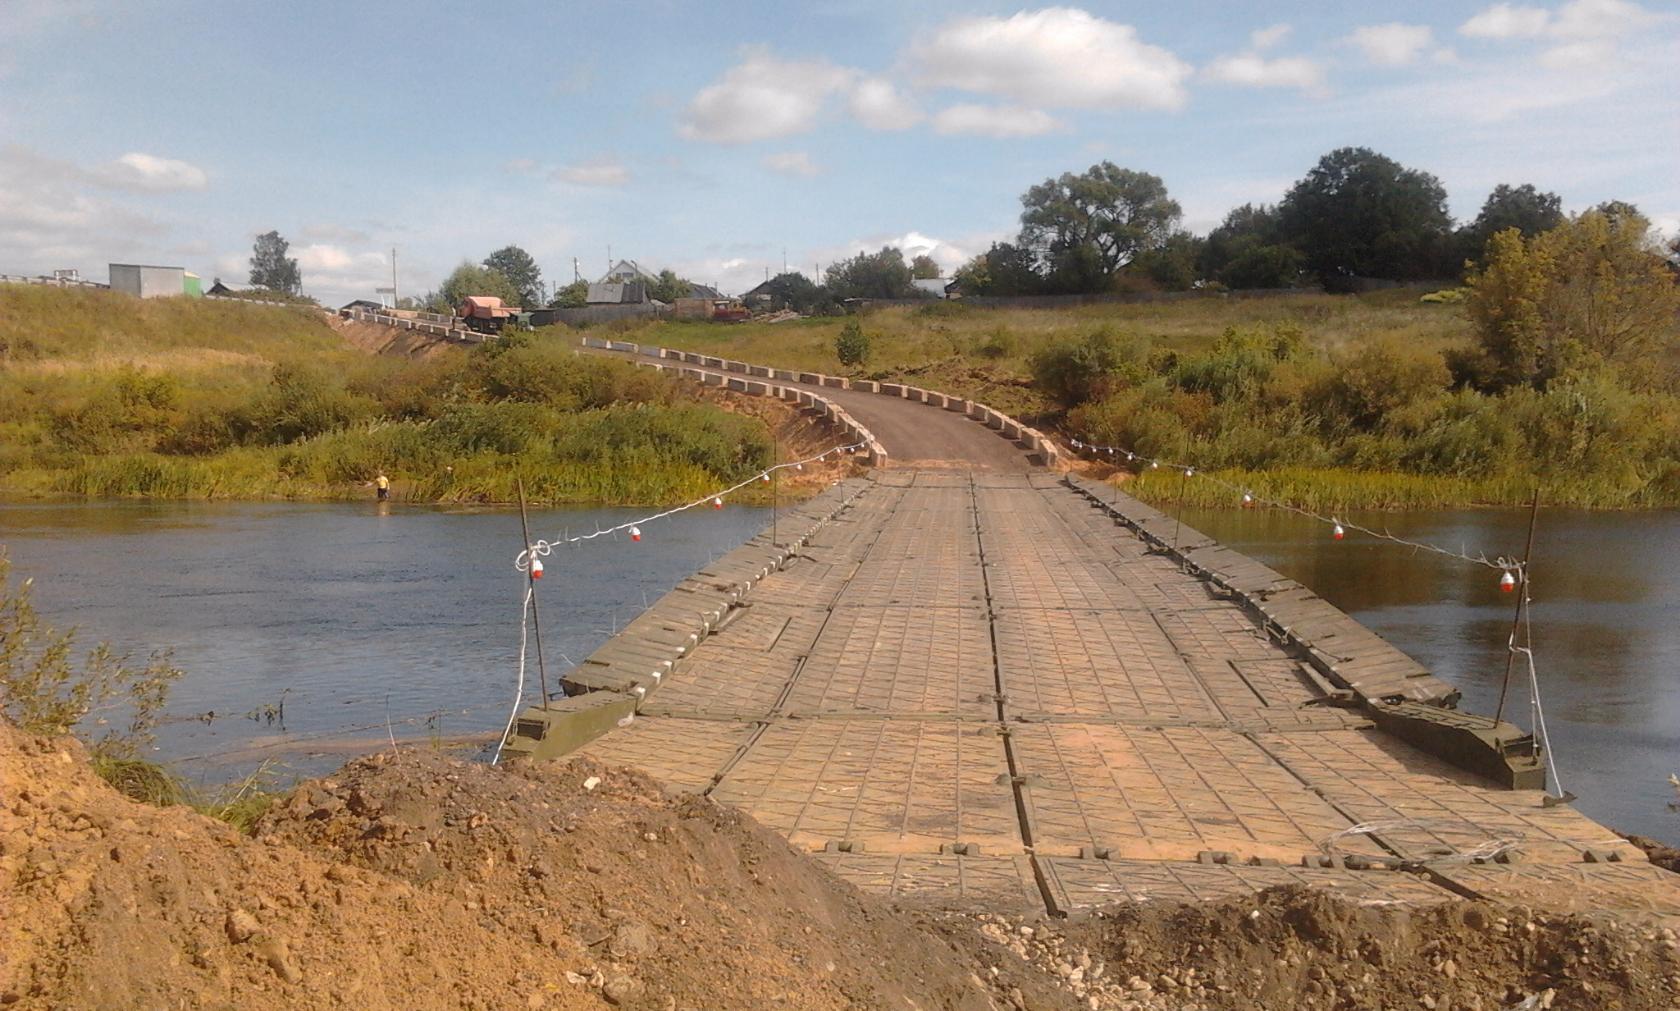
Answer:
[
  {"left": 516, "top": 478, "right": 552, "bottom": 710},
  {"left": 771, "top": 433, "right": 780, "bottom": 548},
  {"left": 1493, "top": 488, "right": 1541, "bottom": 726}
]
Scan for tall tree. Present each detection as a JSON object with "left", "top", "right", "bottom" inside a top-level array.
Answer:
[
  {"left": 909, "top": 254, "right": 941, "bottom": 279},
  {"left": 953, "top": 242, "right": 1043, "bottom": 296},
  {"left": 1460, "top": 184, "right": 1563, "bottom": 265},
  {"left": 648, "top": 269, "right": 694, "bottom": 303},
  {"left": 823, "top": 247, "right": 916, "bottom": 299},
  {"left": 249, "top": 230, "right": 301, "bottom": 294},
  {"left": 1018, "top": 162, "right": 1181, "bottom": 293},
  {"left": 437, "top": 262, "right": 520, "bottom": 310},
  {"left": 481, "top": 246, "right": 542, "bottom": 307},
  {"left": 1126, "top": 231, "right": 1204, "bottom": 291},
  {"left": 748, "top": 272, "right": 828, "bottom": 313},
  {"left": 1278, "top": 147, "right": 1453, "bottom": 288},
  {"left": 1198, "top": 204, "right": 1302, "bottom": 289},
  {"left": 1460, "top": 210, "right": 1680, "bottom": 391}
]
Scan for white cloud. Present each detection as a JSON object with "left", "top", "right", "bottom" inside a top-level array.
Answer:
[
  {"left": 1459, "top": 0, "right": 1659, "bottom": 65},
  {"left": 1249, "top": 24, "right": 1292, "bottom": 51},
  {"left": 550, "top": 158, "right": 630, "bottom": 187},
  {"left": 300, "top": 223, "right": 372, "bottom": 244},
  {"left": 849, "top": 77, "right": 922, "bottom": 131},
  {"left": 1345, "top": 23, "right": 1437, "bottom": 67},
  {"left": 93, "top": 152, "right": 208, "bottom": 192},
  {"left": 290, "top": 243, "right": 392, "bottom": 299},
  {"left": 1203, "top": 52, "right": 1326, "bottom": 92},
  {"left": 1460, "top": 3, "right": 1553, "bottom": 38},
  {"left": 909, "top": 8, "right": 1191, "bottom": 111},
  {"left": 931, "top": 104, "right": 1061, "bottom": 138},
  {"left": 762, "top": 151, "right": 821, "bottom": 177},
  {"left": 0, "top": 145, "right": 172, "bottom": 274},
  {"left": 679, "top": 46, "right": 855, "bottom": 144}
]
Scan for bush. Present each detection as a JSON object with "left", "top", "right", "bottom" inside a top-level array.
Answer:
[
  {"left": 1029, "top": 327, "right": 1147, "bottom": 407},
  {"left": 835, "top": 321, "right": 872, "bottom": 366}
]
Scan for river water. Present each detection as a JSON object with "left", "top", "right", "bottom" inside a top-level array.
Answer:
[{"left": 2, "top": 499, "right": 1676, "bottom": 845}]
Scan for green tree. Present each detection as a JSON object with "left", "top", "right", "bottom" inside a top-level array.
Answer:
[
  {"left": 1018, "top": 162, "right": 1181, "bottom": 293},
  {"left": 953, "top": 242, "right": 1042, "bottom": 296},
  {"left": 248, "top": 230, "right": 301, "bottom": 294},
  {"left": 1278, "top": 147, "right": 1453, "bottom": 288},
  {"left": 1462, "top": 184, "right": 1563, "bottom": 260},
  {"left": 748, "top": 272, "right": 829, "bottom": 313},
  {"left": 1126, "top": 231, "right": 1204, "bottom": 291},
  {"left": 909, "top": 254, "right": 941, "bottom": 279},
  {"left": 481, "top": 246, "right": 543, "bottom": 307},
  {"left": 1029, "top": 328, "right": 1147, "bottom": 407},
  {"left": 824, "top": 247, "right": 915, "bottom": 300},
  {"left": 834, "top": 320, "right": 871, "bottom": 366},
  {"left": 549, "top": 280, "right": 588, "bottom": 308},
  {"left": 648, "top": 269, "right": 694, "bottom": 303},
  {"left": 1459, "top": 211, "right": 1680, "bottom": 391},
  {"left": 1199, "top": 204, "right": 1304, "bottom": 289},
  {"left": 438, "top": 262, "right": 521, "bottom": 310}
]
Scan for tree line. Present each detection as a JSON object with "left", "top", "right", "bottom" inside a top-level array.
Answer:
[{"left": 955, "top": 147, "right": 1667, "bottom": 296}]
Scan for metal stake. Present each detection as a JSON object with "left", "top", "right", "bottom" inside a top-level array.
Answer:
[
  {"left": 1493, "top": 488, "right": 1541, "bottom": 727},
  {"left": 517, "top": 478, "right": 552, "bottom": 710}
]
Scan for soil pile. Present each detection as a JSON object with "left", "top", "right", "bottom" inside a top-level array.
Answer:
[
  {"left": 0, "top": 725, "right": 1062, "bottom": 1011},
  {"left": 5, "top": 721, "right": 1678, "bottom": 1010},
  {"left": 979, "top": 888, "right": 1680, "bottom": 1010}
]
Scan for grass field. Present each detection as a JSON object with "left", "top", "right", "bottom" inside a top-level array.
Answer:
[
  {"left": 0, "top": 287, "right": 785, "bottom": 506},
  {"left": 593, "top": 289, "right": 1679, "bottom": 509}
]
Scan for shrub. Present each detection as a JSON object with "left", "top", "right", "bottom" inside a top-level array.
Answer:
[
  {"left": 1029, "top": 327, "right": 1147, "bottom": 407},
  {"left": 835, "top": 320, "right": 872, "bottom": 366}
]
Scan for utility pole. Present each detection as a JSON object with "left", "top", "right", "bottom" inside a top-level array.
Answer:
[
  {"left": 572, "top": 257, "right": 580, "bottom": 283},
  {"left": 391, "top": 247, "right": 397, "bottom": 307}
]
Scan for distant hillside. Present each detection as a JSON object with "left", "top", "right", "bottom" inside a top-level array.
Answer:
[{"left": 0, "top": 286, "right": 345, "bottom": 364}]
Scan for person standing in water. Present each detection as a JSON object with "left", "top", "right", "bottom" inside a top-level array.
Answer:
[{"left": 375, "top": 472, "right": 390, "bottom": 501}]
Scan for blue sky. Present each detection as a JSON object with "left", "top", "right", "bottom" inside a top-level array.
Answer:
[{"left": 2, "top": 0, "right": 1675, "bottom": 304}]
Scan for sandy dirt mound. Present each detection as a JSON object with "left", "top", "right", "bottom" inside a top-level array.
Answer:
[
  {"left": 0, "top": 725, "right": 1064, "bottom": 1011},
  {"left": 983, "top": 887, "right": 1680, "bottom": 1010},
  {"left": 327, "top": 316, "right": 457, "bottom": 359}
]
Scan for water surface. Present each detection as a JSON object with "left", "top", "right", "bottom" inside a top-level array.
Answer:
[
  {"left": 2, "top": 497, "right": 1675, "bottom": 845},
  {"left": 1182, "top": 504, "right": 1680, "bottom": 845}
]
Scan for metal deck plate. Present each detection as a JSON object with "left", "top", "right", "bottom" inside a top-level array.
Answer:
[
  {"left": 1010, "top": 723, "right": 1387, "bottom": 861},
  {"left": 781, "top": 605, "right": 996, "bottom": 717},
  {"left": 1437, "top": 864, "right": 1680, "bottom": 928},
  {"left": 813, "top": 853, "right": 1043, "bottom": 910},
  {"left": 1257, "top": 729, "right": 1641, "bottom": 863},
  {"left": 711, "top": 718, "right": 1020, "bottom": 854},
  {"left": 993, "top": 607, "right": 1222, "bottom": 721},
  {"left": 1040, "top": 858, "right": 1460, "bottom": 913},
  {"left": 575, "top": 716, "right": 758, "bottom": 793}
]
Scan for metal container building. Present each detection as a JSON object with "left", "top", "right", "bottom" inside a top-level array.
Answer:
[{"left": 108, "top": 263, "right": 186, "bottom": 298}]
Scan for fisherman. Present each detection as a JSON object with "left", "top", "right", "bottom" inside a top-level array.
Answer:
[{"left": 375, "top": 472, "right": 390, "bottom": 501}]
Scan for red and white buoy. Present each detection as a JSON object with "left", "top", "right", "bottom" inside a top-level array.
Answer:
[
  {"left": 1242, "top": 491, "right": 1254, "bottom": 507},
  {"left": 1500, "top": 570, "right": 1516, "bottom": 593},
  {"left": 530, "top": 558, "right": 544, "bottom": 580},
  {"left": 761, "top": 472, "right": 770, "bottom": 483},
  {"left": 630, "top": 526, "right": 642, "bottom": 542},
  {"left": 712, "top": 496, "right": 724, "bottom": 509},
  {"left": 1331, "top": 521, "right": 1345, "bottom": 541}
]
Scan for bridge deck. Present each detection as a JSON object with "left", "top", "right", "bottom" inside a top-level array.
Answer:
[{"left": 576, "top": 471, "right": 1680, "bottom": 924}]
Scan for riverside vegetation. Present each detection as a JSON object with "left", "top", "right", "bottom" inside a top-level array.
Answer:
[
  {"left": 631, "top": 213, "right": 1680, "bottom": 509},
  {"left": 0, "top": 286, "right": 774, "bottom": 505}
]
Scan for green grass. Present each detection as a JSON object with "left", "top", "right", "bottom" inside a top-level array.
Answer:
[
  {"left": 615, "top": 288, "right": 1471, "bottom": 418},
  {"left": 90, "top": 754, "right": 186, "bottom": 806},
  {"left": 602, "top": 290, "right": 1680, "bottom": 509},
  {"left": 0, "top": 289, "right": 785, "bottom": 506},
  {"left": 89, "top": 752, "right": 279, "bottom": 834}
]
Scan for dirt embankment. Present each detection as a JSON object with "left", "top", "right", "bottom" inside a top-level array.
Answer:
[
  {"left": 0, "top": 725, "right": 1064, "bottom": 1011},
  {"left": 3, "top": 723, "right": 1677, "bottom": 1011},
  {"left": 326, "top": 316, "right": 459, "bottom": 359}
]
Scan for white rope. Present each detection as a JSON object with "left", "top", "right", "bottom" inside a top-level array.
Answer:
[
  {"left": 513, "top": 441, "right": 863, "bottom": 571},
  {"left": 491, "top": 584, "right": 533, "bottom": 766},
  {"left": 1067, "top": 435, "right": 1523, "bottom": 572},
  {"left": 1516, "top": 578, "right": 1568, "bottom": 798}
]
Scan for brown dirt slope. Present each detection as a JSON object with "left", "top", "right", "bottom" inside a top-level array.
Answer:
[
  {"left": 326, "top": 316, "right": 458, "bottom": 359},
  {"left": 0, "top": 724, "right": 1066, "bottom": 1011}
]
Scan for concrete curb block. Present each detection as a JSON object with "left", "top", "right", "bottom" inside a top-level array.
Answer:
[{"left": 579, "top": 336, "right": 1062, "bottom": 468}]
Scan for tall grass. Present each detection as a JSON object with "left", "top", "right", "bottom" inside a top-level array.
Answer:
[{"left": 0, "top": 292, "right": 779, "bottom": 506}]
